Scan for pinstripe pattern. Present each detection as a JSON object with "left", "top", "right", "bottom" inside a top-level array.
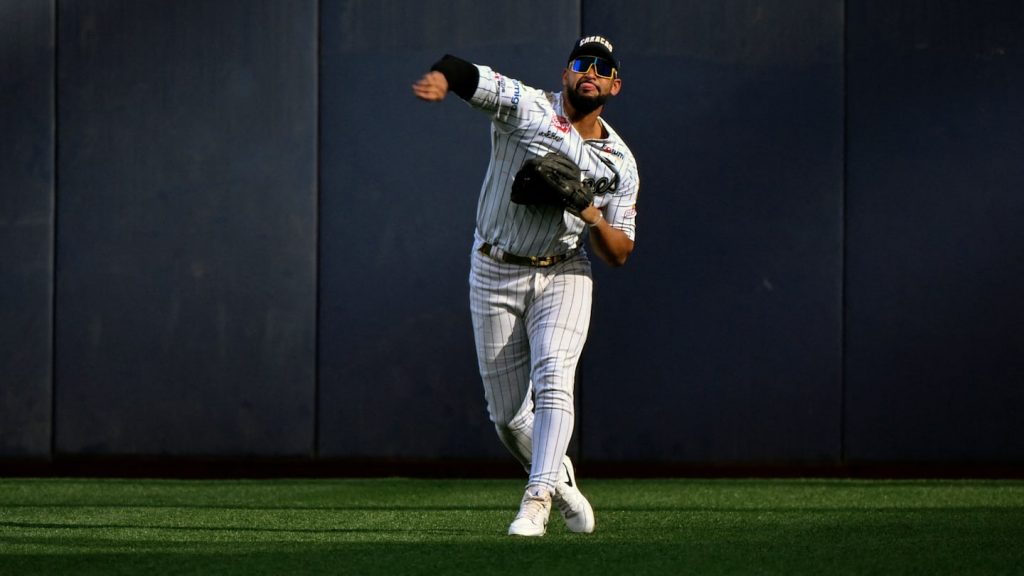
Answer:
[
  {"left": 463, "top": 65, "right": 638, "bottom": 492},
  {"left": 470, "top": 250, "right": 593, "bottom": 489},
  {"left": 468, "top": 66, "right": 639, "bottom": 258}
]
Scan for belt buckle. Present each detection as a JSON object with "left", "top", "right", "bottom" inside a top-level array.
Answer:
[{"left": 530, "top": 255, "right": 556, "bottom": 267}]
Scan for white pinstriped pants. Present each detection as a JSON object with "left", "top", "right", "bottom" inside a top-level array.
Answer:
[{"left": 469, "top": 249, "right": 593, "bottom": 491}]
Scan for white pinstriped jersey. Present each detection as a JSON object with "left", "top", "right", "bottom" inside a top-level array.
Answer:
[{"left": 467, "top": 65, "right": 639, "bottom": 257}]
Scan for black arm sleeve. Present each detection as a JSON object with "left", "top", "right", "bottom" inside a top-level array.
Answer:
[{"left": 430, "top": 54, "right": 479, "bottom": 101}]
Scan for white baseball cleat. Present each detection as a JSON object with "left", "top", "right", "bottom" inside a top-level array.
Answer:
[
  {"left": 553, "top": 456, "right": 595, "bottom": 533},
  {"left": 508, "top": 486, "right": 552, "bottom": 537}
]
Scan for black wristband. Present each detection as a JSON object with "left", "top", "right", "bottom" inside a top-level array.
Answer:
[{"left": 430, "top": 54, "right": 479, "bottom": 101}]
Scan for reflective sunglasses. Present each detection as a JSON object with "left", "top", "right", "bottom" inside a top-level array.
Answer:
[{"left": 569, "top": 56, "right": 617, "bottom": 79}]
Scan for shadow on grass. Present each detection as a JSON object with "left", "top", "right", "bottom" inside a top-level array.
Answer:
[
  {"left": 2, "top": 535, "right": 1024, "bottom": 576},
  {"left": 3, "top": 507, "right": 1024, "bottom": 576}
]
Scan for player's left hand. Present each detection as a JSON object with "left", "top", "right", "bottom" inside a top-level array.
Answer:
[
  {"left": 579, "top": 204, "right": 602, "bottom": 226},
  {"left": 510, "top": 152, "right": 594, "bottom": 216},
  {"left": 412, "top": 71, "right": 449, "bottom": 101}
]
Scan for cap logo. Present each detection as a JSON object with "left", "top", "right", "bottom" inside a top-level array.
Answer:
[{"left": 578, "top": 35, "right": 613, "bottom": 53}]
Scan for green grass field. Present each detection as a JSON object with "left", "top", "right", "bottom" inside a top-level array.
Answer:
[{"left": 2, "top": 477, "right": 1023, "bottom": 575}]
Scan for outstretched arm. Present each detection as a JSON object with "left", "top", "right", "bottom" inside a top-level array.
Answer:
[{"left": 412, "top": 54, "right": 478, "bottom": 102}]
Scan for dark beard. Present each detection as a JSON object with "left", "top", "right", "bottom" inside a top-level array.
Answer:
[{"left": 566, "top": 86, "right": 609, "bottom": 115}]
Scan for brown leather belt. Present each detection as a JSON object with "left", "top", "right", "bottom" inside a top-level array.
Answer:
[{"left": 478, "top": 242, "right": 576, "bottom": 268}]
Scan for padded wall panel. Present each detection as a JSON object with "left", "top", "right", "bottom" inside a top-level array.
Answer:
[
  {"left": 580, "top": 1, "right": 845, "bottom": 464},
  {"left": 318, "top": 0, "right": 579, "bottom": 458},
  {"left": 0, "top": 0, "right": 54, "bottom": 456},
  {"left": 54, "top": 0, "right": 317, "bottom": 456},
  {"left": 845, "top": 2, "right": 1024, "bottom": 463}
]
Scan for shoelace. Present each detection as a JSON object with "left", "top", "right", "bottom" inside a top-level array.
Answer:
[{"left": 518, "top": 492, "right": 550, "bottom": 522}]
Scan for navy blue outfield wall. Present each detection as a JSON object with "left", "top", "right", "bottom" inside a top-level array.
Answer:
[
  {"left": 0, "top": 0, "right": 54, "bottom": 456},
  {"left": 52, "top": 0, "right": 318, "bottom": 456},
  {"left": 0, "top": 0, "right": 1022, "bottom": 470},
  {"left": 843, "top": 1, "right": 1024, "bottom": 463}
]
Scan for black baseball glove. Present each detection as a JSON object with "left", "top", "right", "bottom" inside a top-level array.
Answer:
[{"left": 510, "top": 152, "right": 593, "bottom": 217}]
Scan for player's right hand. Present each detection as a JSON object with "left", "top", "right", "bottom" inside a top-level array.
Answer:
[{"left": 412, "top": 71, "right": 449, "bottom": 102}]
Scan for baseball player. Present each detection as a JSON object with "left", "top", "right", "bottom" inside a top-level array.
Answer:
[{"left": 412, "top": 35, "right": 639, "bottom": 537}]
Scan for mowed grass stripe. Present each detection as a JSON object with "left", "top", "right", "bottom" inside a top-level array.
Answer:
[{"left": 2, "top": 478, "right": 1023, "bottom": 575}]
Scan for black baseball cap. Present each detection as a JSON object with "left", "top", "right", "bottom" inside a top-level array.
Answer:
[{"left": 567, "top": 35, "right": 620, "bottom": 71}]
